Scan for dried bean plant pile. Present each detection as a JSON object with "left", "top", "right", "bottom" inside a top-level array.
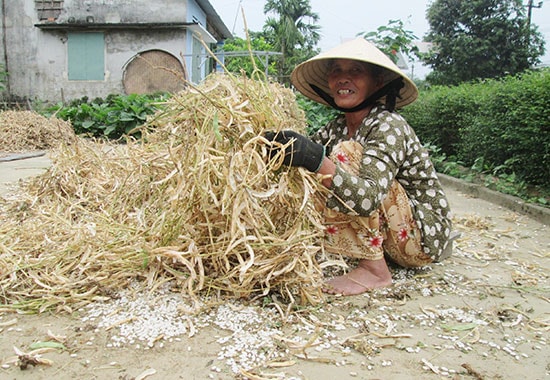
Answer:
[
  {"left": 0, "top": 73, "right": 331, "bottom": 313},
  {"left": 0, "top": 110, "right": 76, "bottom": 153}
]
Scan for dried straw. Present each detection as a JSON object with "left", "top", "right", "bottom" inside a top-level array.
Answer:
[
  {"left": 0, "top": 110, "right": 76, "bottom": 153},
  {"left": 0, "top": 73, "right": 331, "bottom": 313}
]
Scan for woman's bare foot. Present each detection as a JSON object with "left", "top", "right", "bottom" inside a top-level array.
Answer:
[{"left": 323, "top": 258, "right": 392, "bottom": 295}]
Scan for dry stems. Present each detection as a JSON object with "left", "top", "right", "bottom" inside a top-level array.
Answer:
[
  {"left": 0, "top": 73, "right": 331, "bottom": 313},
  {"left": 0, "top": 110, "right": 76, "bottom": 153}
]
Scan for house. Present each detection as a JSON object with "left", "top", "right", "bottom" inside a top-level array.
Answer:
[{"left": 0, "top": 0, "right": 232, "bottom": 103}]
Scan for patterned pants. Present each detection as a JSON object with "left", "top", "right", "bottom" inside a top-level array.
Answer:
[{"left": 322, "top": 141, "right": 433, "bottom": 268}]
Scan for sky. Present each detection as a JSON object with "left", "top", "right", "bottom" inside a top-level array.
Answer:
[{"left": 209, "top": 0, "right": 550, "bottom": 79}]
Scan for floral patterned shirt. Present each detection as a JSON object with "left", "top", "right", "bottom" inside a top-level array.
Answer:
[{"left": 311, "top": 104, "right": 452, "bottom": 260}]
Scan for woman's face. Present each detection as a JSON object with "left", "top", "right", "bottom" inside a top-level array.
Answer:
[{"left": 327, "top": 59, "right": 383, "bottom": 109}]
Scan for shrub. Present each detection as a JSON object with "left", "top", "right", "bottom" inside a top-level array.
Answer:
[
  {"left": 402, "top": 68, "right": 550, "bottom": 187},
  {"left": 459, "top": 70, "right": 550, "bottom": 186},
  {"left": 0, "top": 65, "right": 7, "bottom": 92},
  {"left": 295, "top": 93, "right": 338, "bottom": 135},
  {"left": 43, "top": 93, "right": 169, "bottom": 140},
  {"left": 402, "top": 85, "right": 478, "bottom": 156}
]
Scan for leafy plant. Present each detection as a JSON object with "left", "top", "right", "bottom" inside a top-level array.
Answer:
[
  {"left": 357, "top": 19, "right": 420, "bottom": 64},
  {"left": 43, "top": 93, "right": 169, "bottom": 139},
  {"left": 427, "top": 144, "right": 548, "bottom": 206},
  {"left": 295, "top": 93, "right": 338, "bottom": 135},
  {"left": 423, "top": 0, "right": 545, "bottom": 85},
  {"left": 262, "top": 0, "right": 321, "bottom": 84},
  {"left": 0, "top": 64, "right": 7, "bottom": 92},
  {"left": 402, "top": 68, "right": 550, "bottom": 188},
  {"left": 221, "top": 35, "right": 278, "bottom": 78}
]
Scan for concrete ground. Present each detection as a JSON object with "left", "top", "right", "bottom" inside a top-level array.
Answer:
[
  {"left": 0, "top": 151, "right": 51, "bottom": 196},
  {"left": 1, "top": 152, "right": 549, "bottom": 380}
]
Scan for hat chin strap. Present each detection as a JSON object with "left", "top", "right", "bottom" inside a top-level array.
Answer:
[{"left": 310, "top": 78, "right": 404, "bottom": 113}]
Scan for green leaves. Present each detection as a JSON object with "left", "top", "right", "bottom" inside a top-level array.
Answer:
[
  {"left": 402, "top": 68, "right": 550, "bottom": 194},
  {"left": 358, "top": 19, "right": 420, "bottom": 64},
  {"left": 43, "top": 93, "right": 168, "bottom": 140},
  {"left": 424, "top": 0, "right": 546, "bottom": 85},
  {"left": 262, "top": 0, "right": 321, "bottom": 83},
  {"left": 221, "top": 35, "right": 278, "bottom": 78},
  {"left": 0, "top": 64, "right": 7, "bottom": 92},
  {"left": 295, "top": 93, "right": 338, "bottom": 135}
]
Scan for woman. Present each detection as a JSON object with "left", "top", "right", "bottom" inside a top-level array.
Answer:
[{"left": 266, "top": 37, "right": 452, "bottom": 295}]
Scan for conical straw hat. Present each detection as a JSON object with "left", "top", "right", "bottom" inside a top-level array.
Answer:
[{"left": 291, "top": 37, "right": 418, "bottom": 109}]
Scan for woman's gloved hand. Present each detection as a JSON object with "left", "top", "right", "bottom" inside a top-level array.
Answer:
[{"left": 264, "top": 130, "right": 325, "bottom": 172}]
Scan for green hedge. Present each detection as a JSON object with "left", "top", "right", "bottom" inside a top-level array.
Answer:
[{"left": 402, "top": 69, "right": 550, "bottom": 187}]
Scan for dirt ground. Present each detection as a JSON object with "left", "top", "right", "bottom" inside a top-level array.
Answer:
[{"left": 1, "top": 154, "right": 548, "bottom": 380}]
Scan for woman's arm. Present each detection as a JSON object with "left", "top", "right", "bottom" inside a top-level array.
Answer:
[{"left": 317, "top": 156, "right": 336, "bottom": 188}]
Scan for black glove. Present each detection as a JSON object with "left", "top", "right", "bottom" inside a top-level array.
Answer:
[{"left": 264, "top": 130, "right": 325, "bottom": 172}]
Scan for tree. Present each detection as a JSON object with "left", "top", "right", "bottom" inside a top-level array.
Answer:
[
  {"left": 358, "top": 19, "right": 421, "bottom": 64},
  {"left": 423, "top": 0, "right": 545, "bottom": 85},
  {"left": 219, "top": 34, "right": 278, "bottom": 78},
  {"left": 262, "top": 0, "right": 321, "bottom": 84}
]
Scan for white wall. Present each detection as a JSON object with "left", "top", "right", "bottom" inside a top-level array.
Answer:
[{"left": 1, "top": 0, "right": 193, "bottom": 102}]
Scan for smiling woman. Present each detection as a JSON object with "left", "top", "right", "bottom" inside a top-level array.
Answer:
[
  {"left": 328, "top": 59, "right": 384, "bottom": 108},
  {"left": 265, "top": 37, "right": 453, "bottom": 296},
  {"left": 326, "top": 60, "right": 384, "bottom": 115}
]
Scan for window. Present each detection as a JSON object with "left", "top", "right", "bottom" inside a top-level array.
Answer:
[
  {"left": 67, "top": 32, "right": 105, "bottom": 81},
  {"left": 35, "top": 0, "right": 64, "bottom": 21}
]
